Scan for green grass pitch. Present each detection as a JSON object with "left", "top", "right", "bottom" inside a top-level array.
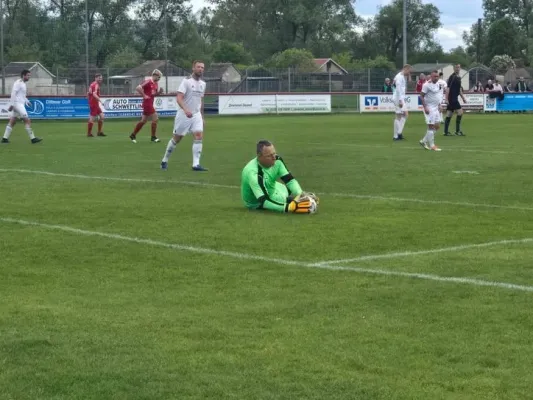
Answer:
[{"left": 1, "top": 113, "right": 533, "bottom": 399}]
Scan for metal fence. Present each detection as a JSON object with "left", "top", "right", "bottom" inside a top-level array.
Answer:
[{"left": 0, "top": 65, "right": 522, "bottom": 97}]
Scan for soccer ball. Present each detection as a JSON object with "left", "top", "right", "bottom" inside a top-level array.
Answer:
[{"left": 309, "top": 198, "right": 318, "bottom": 214}]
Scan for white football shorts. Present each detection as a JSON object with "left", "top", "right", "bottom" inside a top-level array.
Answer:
[
  {"left": 9, "top": 103, "right": 28, "bottom": 119},
  {"left": 173, "top": 111, "right": 203, "bottom": 136},
  {"left": 393, "top": 98, "right": 406, "bottom": 114},
  {"left": 424, "top": 107, "right": 441, "bottom": 125}
]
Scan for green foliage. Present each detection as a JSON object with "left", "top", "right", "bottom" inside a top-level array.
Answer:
[
  {"left": 267, "top": 48, "right": 316, "bottom": 71},
  {"left": 106, "top": 47, "right": 142, "bottom": 71},
  {"left": 351, "top": 56, "right": 395, "bottom": 71},
  {"left": 463, "top": 19, "right": 491, "bottom": 65},
  {"left": 212, "top": 41, "right": 253, "bottom": 64},
  {"left": 487, "top": 17, "right": 523, "bottom": 61},
  {"left": 359, "top": 0, "right": 441, "bottom": 64},
  {"left": 489, "top": 54, "right": 516, "bottom": 74},
  {"left": 6, "top": 43, "right": 43, "bottom": 63}
]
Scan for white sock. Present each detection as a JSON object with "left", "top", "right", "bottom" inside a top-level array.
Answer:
[
  {"left": 393, "top": 119, "right": 401, "bottom": 138},
  {"left": 162, "top": 139, "right": 177, "bottom": 162},
  {"left": 427, "top": 130, "right": 435, "bottom": 147},
  {"left": 3, "top": 125, "right": 12, "bottom": 139},
  {"left": 25, "top": 124, "right": 35, "bottom": 140},
  {"left": 422, "top": 130, "right": 429, "bottom": 143},
  {"left": 399, "top": 116, "right": 407, "bottom": 133},
  {"left": 192, "top": 140, "right": 203, "bottom": 166}
]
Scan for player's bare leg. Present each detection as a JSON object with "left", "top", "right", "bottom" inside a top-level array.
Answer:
[
  {"left": 97, "top": 113, "right": 106, "bottom": 136},
  {"left": 150, "top": 113, "right": 160, "bottom": 142},
  {"left": 191, "top": 131, "right": 207, "bottom": 171},
  {"left": 161, "top": 133, "right": 184, "bottom": 170},
  {"left": 129, "top": 115, "right": 149, "bottom": 143}
]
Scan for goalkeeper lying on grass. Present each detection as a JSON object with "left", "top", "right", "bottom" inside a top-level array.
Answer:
[{"left": 241, "top": 140, "right": 319, "bottom": 214}]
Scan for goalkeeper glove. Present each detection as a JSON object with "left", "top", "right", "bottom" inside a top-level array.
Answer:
[{"left": 286, "top": 195, "right": 315, "bottom": 213}]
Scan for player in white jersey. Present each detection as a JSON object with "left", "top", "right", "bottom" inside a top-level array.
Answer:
[
  {"left": 161, "top": 60, "right": 207, "bottom": 171},
  {"left": 392, "top": 64, "right": 412, "bottom": 141},
  {"left": 419, "top": 70, "right": 444, "bottom": 151},
  {"left": 1, "top": 69, "right": 42, "bottom": 144},
  {"left": 437, "top": 72, "right": 447, "bottom": 122}
]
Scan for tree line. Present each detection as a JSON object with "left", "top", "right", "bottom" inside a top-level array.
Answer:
[{"left": 1, "top": 0, "right": 527, "bottom": 75}]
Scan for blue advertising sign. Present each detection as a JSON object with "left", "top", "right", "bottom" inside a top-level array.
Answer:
[
  {"left": 26, "top": 97, "right": 89, "bottom": 119},
  {"left": 15, "top": 96, "right": 179, "bottom": 119},
  {"left": 492, "top": 93, "right": 533, "bottom": 112}
]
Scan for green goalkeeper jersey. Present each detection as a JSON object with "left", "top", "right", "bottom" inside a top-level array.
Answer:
[{"left": 241, "top": 156, "right": 303, "bottom": 212}]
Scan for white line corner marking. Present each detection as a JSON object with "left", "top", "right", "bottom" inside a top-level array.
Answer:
[
  {"left": 316, "top": 238, "right": 533, "bottom": 266},
  {"left": 2, "top": 217, "right": 533, "bottom": 293},
  {"left": 1, "top": 168, "right": 532, "bottom": 212}
]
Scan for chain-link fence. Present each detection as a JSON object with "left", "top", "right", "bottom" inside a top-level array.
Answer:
[
  {"left": 3, "top": 63, "right": 523, "bottom": 97},
  {"left": 5, "top": 61, "right": 531, "bottom": 97}
]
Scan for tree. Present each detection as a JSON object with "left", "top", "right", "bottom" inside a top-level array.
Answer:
[
  {"left": 463, "top": 19, "right": 490, "bottom": 64},
  {"left": 106, "top": 46, "right": 142, "bottom": 70},
  {"left": 483, "top": 0, "right": 532, "bottom": 60},
  {"left": 212, "top": 41, "right": 253, "bottom": 64},
  {"left": 208, "top": 0, "right": 357, "bottom": 62},
  {"left": 489, "top": 54, "right": 516, "bottom": 74},
  {"left": 487, "top": 17, "right": 523, "bottom": 61},
  {"left": 361, "top": 0, "right": 441, "bottom": 65},
  {"left": 268, "top": 48, "right": 316, "bottom": 71},
  {"left": 351, "top": 56, "right": 395, "bottom": 71}
]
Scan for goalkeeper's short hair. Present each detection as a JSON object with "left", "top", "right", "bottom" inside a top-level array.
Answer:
[{"left": 256, "top": 139, "right": 272, "bottom": 154}]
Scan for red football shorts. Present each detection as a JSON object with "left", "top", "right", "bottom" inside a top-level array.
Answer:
[
  {"left": 89, "top": 104, "right": 102, "bottom": 117},
  {"left": 143, "top": 106, "right": 156, "bottom": 116}
]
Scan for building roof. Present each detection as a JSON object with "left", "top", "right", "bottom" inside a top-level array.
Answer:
[
  {"left": 411, "top": 63, "right": 454, "bottom": 73},
  {"left": 113, "top": 60, "right": 188, "bottom": 78},
  {"left": 3, "top": 61, "right": 55, "bottom": 77},
  {"left": 313, "top": 58, "right": 348, "bottom": 74},
  {"left": 203, "top": 63, "right": 242, "bottom": 80}
]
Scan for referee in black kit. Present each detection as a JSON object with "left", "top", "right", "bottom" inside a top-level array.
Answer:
[{"left": 444, "top": 64, "right": 467, "bottom": 136}]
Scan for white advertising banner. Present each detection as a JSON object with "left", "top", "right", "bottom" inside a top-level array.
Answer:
[
  {"left": 102, "top": 96, "right": 178, "bottom": 117},
  {"left": 218, "top": 94, "right": 331, "bottom": 115},
  {"left": 218, "top": 95, "right": 276, "bottom": 115},
  {"left": 360, "top": 93, "right": 485, "bottom": 112}
]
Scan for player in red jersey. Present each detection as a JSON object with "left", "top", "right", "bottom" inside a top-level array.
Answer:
[
  {"left": 129, "top": 69, "right": 164, "bottom": 143},
  {"left": 87, "top": 73, "right": 105, "bottom": 137}
]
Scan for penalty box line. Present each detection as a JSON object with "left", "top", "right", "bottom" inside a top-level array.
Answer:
[
  {"left": 1, "top": 216, "right": 533, "bottom": 293},
  {"left": 1, "top": 168, "right": 533, "bottom": 212}
]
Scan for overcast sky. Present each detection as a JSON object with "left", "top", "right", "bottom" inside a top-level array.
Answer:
[{"left": 189, "top": 0, "right": 482, "bottom": 51}]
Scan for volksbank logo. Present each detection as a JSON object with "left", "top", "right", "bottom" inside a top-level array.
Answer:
[{"left": 364, "top": 96, "right": 378, "bottom": 109}]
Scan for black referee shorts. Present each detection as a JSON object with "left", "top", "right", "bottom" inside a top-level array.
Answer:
[{"left": 447, "top": 99, "right": 461, "bottom": 111}]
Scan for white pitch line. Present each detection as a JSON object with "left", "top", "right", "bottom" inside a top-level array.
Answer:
[
  {"left": 315, "top": 238, "right": 533, "bottom": 266},
  {"left": 0, "top": 168, "right": 238, "bottom": 189},
  {"left": 326, "top": 192, "right": 533, "bottom": 212},
  {"left": 2, "top": 216, "right": 533, "bottom": 293},
  {"left": 1, "top": 168, "right": 533, "bottom": 212},
  {"left": 307, "top": 142, "right": 520, "bottom": 155}
]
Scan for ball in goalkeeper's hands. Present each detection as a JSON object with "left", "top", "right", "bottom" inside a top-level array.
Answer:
[{"left": 309, "top": 197, "right": 318, "bottom": 214}]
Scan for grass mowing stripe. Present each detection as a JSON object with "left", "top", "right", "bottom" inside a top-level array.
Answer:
[
  {"left": 2, "top": 168, "right": 533, "bottom": 212},
  {"left": 2, "top": 216, "right": 533, "bottom": 293}
]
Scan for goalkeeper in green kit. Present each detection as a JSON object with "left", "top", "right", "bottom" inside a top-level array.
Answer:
[{"left": 241, "top": 140, "right": 319, "bottom": 214}]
